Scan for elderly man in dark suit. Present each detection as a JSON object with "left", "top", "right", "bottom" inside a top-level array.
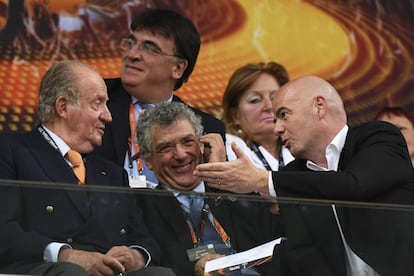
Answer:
[
  {"left": 194, "top": 76, "right": 414, "bottom": 276},
  {"left": 135, "top": 102, "right": 281, "bottom": 276},
  {"left": 0, "top": 60, "right": 175, "bottom": 276},
  {"left": 92, "top": 9, "right": 225, "bottom": 187}
]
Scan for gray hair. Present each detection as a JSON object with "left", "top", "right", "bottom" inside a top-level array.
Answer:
[
  {"left": 37, "top": 60, "right": 97, "bottom": 123},
  {"left": 137, "top": 102, "right": 203, "bottom": 159}
]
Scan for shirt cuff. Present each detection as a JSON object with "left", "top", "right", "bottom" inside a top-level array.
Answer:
[
  {"left": 130, "top": 245, "right": 151, "bottom": 267},
  {"left": 44, "top": 242, "right": 72, "bottom": 263},
  {"left": 268, "top": 171, "right": 277, "bottom": 197}
]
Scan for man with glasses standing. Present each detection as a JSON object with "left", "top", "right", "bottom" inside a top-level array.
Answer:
[{"left": 92, "top": 8, "right": 225, "bottom": 188}]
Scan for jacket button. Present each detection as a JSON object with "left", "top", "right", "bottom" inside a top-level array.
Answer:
[
  {"left": 46, "top": 206, "right": 54, "bottom": 213},
  {"left": 67, "top": 238, "right": 73, "bottom": 243}
]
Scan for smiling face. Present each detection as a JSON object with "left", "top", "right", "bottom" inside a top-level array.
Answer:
[
  {"left": 145, "top": 119, "right": 202, "bottom": 190},
  {"left": 232, "top": 73, "right": 279, "bottom": 143},
  {"left": 120, "top": 30, "right": 187, "bottom": 102}
]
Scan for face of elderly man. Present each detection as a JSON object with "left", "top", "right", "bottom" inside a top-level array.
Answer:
[{"left": 63, "top": 66, "right": 112, "bottom": 153}]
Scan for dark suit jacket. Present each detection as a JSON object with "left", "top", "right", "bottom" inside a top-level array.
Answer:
[
  {"left": 92, "top": 77, "right": 226, "bottom": 166},
  {"left": 272, "top": 121, "right": 414, "bottom": 276},
  {"left": 0, "top": 129, "right": 160, "bottom": 274},
  {"left": 137, "top": 186, "right": 281, "bottom": 276}
]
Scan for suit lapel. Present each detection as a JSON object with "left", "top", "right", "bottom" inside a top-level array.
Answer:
[
  {"left": 107, "top": 83, "right": 131, "bottom": 165},
  {"left": 153, "top": 186, "right": 194, "bottom": 245},
  {"left": 26, "top": 129, "right": 78, "bottom": 184},
  {"left": 84, "top": 157, "right": 112, "bottom": 187},
  {"left": 281, "top": 161, "right": 346, "bottom": 273},
  {"left": 338, "top": 128, "right": 354, "bottom": 169},
  {"left": 26, "top": 129, "right": 90, "bottom": 220}
]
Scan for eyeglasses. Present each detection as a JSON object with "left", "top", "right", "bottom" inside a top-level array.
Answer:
[{"left": 120, "top": 38, "right": 181, "bottom": 58}]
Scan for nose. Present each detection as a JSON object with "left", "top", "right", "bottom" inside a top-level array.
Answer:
[
  {"left": 273, "top": 119, "right": 284, "bottom": 136},
  {"left": 124, "top": 43, "right": 143, "bottom": 59},
  {"left": 264, "top": 97, "right": 273, "bottom": 111},
  {"left": 101, "top": 105, "right": 112, "bottom": 123},
  {"left": 173, "top": 143, "right": 187, "bottom": 159}
]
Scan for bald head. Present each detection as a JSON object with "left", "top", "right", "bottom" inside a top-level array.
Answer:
[
  {"left": 274, "top": 75, "right": 346, "bottom": 124},
  {"left": 272, "top": 75, "right": 347, "bottom": 164}
]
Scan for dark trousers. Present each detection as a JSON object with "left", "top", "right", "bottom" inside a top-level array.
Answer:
[{"left": 29, "top": 262, "right": 176, "bottom": 276}]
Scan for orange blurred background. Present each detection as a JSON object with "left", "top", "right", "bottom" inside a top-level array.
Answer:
[{"left": 0, "top": 0, "right": 413, "bottom": 132}]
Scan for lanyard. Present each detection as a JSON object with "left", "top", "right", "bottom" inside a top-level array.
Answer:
[
  {"left": 251, "top": 143, "right": 285, "bottom": 170},
  {"left": 38, "top": 125, "right": 60, "bottom": 152},
  {"left": 128, "top": 102, "right": 143, "bottom": 174},
  {"left": 183, "top": 202, "right": 231, "bottom": 248},
  {"left": 38, "top": 125, "right": 86, "bottom": 177}
]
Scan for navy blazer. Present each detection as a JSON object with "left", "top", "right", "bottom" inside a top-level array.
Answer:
[
  {"left": 0, "top": 129, "right": 160, "bottom": 274},
  {"left": 92, "top": 77, "right": 226, "bottom": 166},
  {"left": 137, "top": 186, "right": 282, "bottom": 276},
  {"left": 272, "top": 121, "right": 414, "bottom": 276}
]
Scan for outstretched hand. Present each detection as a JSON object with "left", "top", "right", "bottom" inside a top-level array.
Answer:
[{"left": 194, "top": 142, "right": 269, "bottom": 194}]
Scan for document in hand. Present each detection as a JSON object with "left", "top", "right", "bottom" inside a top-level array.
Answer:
[{"left": 204, "top": 237, "right": 286, "bottom": 275}]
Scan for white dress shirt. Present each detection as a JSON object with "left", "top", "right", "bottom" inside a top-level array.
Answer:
[{"left": 226, "top": 133, "right": 294, "bottom": 171}]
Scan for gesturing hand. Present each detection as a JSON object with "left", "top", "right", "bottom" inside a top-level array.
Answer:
[{"left": 194, "top": 142, "right": 269, "bottom": 194}]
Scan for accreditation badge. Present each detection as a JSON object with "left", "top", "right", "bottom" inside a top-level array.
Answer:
[
  {"left": 129, "top": 175, "right": 147, "bottom": 188},
  {"left": 187, "top": 244, "right": 216, "bottom": 261}
]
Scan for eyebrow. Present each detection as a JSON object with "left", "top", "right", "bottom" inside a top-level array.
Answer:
[
  {"left": 127, "top": 35, "right": 159, "bottom": 45},
  {"left": 155, "top": 134, "right": 197, "bottom": 148}
]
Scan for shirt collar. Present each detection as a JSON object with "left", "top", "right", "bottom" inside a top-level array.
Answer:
[
  {"left": 162, "top": 182, "right": 205, "bottom": 210},
  {"left": 162, "top": 181, "right": 205, "bottom": 198},
  {"left": 131, "top": 95, "right": 173, "bottom": 109},
  {"left": 41, "top": 124, "right": 71, "bottom": 157},
  {"left": 306, "top": 125, "right": 349, "bottom": 171}
]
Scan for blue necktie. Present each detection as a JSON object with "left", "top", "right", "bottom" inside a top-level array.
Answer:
[{"left": 189, "top": 194, "right": 204, "bottom": 227}]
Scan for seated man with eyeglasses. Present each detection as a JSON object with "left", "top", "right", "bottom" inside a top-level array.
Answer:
[
  {"left": 91, "top": 8, "right": 225, "bottom": 188},
  {"left": 135, "top": 101, "right": 281, "bottom": 276}
]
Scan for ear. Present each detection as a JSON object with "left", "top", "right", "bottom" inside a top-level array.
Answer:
[
  {"left": 55, "top": 96, "right": 68, "bottom": 119},
  {"left": 172, "top": 59, "right": 188, "bottom": 80},
  {"left": 314, "top": 96, "right": 326, "bottom": 119}
]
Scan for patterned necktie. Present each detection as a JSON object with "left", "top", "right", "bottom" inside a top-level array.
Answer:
[{"left": 65, "top": 149, "right": 86, "bottom": 185}]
